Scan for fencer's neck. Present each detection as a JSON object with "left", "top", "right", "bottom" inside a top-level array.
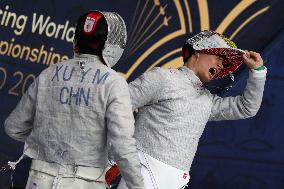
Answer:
[{"left": 184, "top": 61, "right": 200, "bottom": 80}]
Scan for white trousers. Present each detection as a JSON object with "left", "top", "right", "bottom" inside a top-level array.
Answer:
[
  {"left": 25, "top": 160, "right": 106, "bottom": 189},
  {"left": 118, "top": 151, "right": 189, "bottom": 189}
]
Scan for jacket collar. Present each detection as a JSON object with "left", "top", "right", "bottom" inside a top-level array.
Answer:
[
  {"left": 179, "top": 66, "right": 202, "bottom": 86},
  {"left": 74, "top": 53, "right": 102, "bottom": 63}
]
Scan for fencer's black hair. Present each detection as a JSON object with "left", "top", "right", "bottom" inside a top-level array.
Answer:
[
  {"left": 74, "top": 11, "right": 108, "bottom": 57},
  {"left": 182, "top": 42, "right": 196, "bottom": 63}
]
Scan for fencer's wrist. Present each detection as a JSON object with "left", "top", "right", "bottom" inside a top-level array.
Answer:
[
  {"left": 246, "top": 62, "right": 263, "bottom": 70},
  {"left": 249, "top": 66, "right": 267, "bottom": 78},
  {"left": 254, "top": 65, "right": 266, "bottom": 71}
]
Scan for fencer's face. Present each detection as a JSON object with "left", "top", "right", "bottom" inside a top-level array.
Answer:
[{"left": 194, "top": 53, "right": 224, "bottom": 82}]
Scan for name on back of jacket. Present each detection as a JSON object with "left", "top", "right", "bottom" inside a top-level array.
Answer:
[{"left": 51, "top": 65, "right": 110, "bottom": 107}]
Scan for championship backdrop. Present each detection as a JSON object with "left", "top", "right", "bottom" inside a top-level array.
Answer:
[{"left": 0, "top": 0, "right": 284, "bottom": 188}]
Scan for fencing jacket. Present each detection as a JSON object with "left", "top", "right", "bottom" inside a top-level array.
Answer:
[
  {"left": 5, "top": 53, "right": 144, "bottom": 189},
  {"left": 129, "top": 66, "right": 267, "bottom": 171}
]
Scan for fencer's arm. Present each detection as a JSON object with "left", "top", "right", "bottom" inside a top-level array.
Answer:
[
  {"left": 129, "top": 67, "right": 165, "bottom": 110},
  {"left": 209, "top": 68, "right": 266, "bottom": 121},
  {"left": 4, "top": 78, "right": 38, "bottom": 142},
  {"left": 105, "top": 77, "right": 145, "bottom": 189},
  {"left": 209, "top": 51, "right": 266, "bottom": 121}
]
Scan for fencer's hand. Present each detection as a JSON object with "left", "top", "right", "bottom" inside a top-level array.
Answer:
[{"left": 242, "top": 51, "right": 264, "bottom": 69}]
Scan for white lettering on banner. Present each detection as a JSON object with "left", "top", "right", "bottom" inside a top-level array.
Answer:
[
  {"left": 0, "top": 5, "right": 28, "bottom": 35},
  {"left": 32, "top": 13, "right": 75, "bottom": 42},
  {"left": 0, "top": 38, "right": 70, "bottom": 65}
]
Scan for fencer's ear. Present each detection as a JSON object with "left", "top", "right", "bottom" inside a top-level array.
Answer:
[
  {"left": 196, "top": 52, "right": 200, "bottom": 58},
  {"left": 193, "top": 52, "right": 199, "bottom": 61}
]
